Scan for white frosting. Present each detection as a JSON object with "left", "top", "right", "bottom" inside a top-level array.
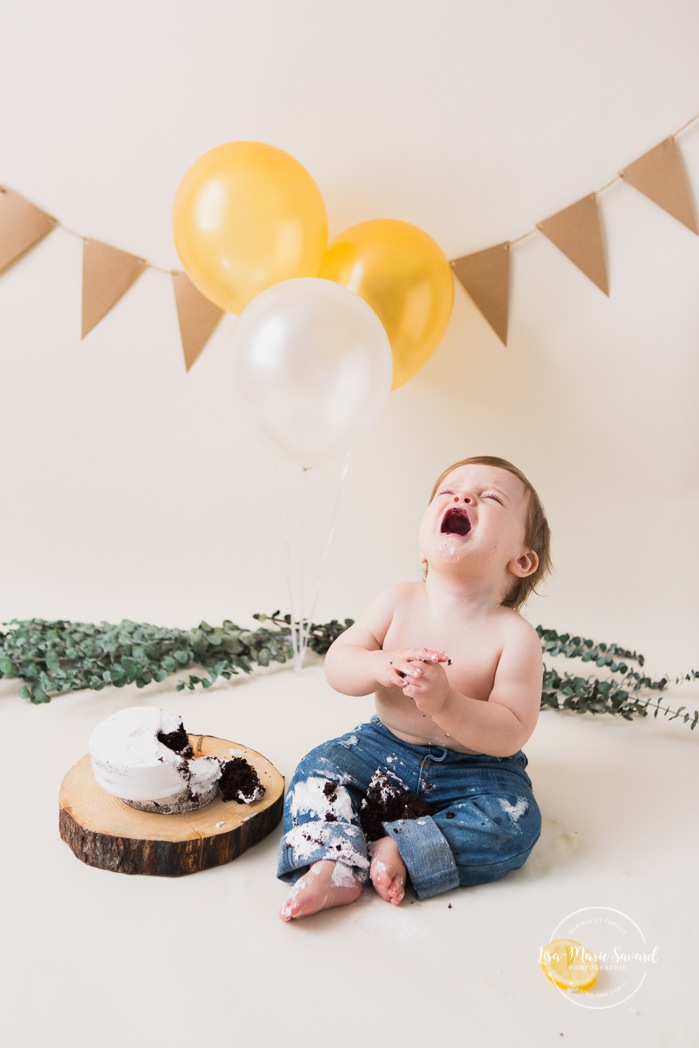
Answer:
[{"left": 89, "top": 706, "right": 221, "bottom": 807}]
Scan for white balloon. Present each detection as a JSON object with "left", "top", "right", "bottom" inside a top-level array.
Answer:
[{"left": 229, "top": 278, "right": 393, "bottom": 468}]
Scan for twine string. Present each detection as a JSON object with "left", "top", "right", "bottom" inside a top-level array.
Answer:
[{"left": 8, "top": 110, "right": 696, "bottom": 274}]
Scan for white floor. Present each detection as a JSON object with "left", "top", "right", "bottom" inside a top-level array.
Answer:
[{"left": 3, "top": 657, "right": 697, "bottom": 1048}]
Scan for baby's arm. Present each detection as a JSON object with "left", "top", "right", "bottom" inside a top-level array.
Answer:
[
  {"left": 402, "top": 617, "right": 543, "bottom": 756},
  {"left": 324, "top": 584, "right": 449, "bottom": 696}
]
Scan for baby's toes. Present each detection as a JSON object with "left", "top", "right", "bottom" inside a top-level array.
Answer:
[
  {"left": 388, "top": 875, "right": 405, "bottom": 905},
  {"left": 370, "top": 859, "right": 392, "bottom": 888},
  {"left": 370, "top": 861, "right": 394, "bottom": 901}
]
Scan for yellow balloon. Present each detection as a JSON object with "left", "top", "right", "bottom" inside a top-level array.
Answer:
[
  {"left": 173, "top": 142, "right": 328, "bottom": 313},
  {"left": 318, "top": 219, "right": 454, "bottom": 388}
]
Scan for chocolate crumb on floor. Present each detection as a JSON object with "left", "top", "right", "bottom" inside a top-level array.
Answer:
[{"left": 359, "top": 769, "right": 433, "bottom": 841}]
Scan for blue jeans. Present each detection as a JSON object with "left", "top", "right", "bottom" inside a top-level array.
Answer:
[{"left": 277, "top": 716, "right": 541, "bottom": 900}]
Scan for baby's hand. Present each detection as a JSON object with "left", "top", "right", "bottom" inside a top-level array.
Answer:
[
  {"left": 379, "top": 648, "right": 450, "bottom": 691},
  {"left": 400, "top": 659, "right": 451, "bottom": 716}
]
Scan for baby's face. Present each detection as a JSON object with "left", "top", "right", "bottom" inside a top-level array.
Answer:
[{"left": 419, "top": 463, "right": 531, "bottom": 574}]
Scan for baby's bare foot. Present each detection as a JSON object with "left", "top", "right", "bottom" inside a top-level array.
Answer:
[
  {"left": 369, "top": 836, "right": 406, "bottom": 906},
  {"left": 279, "top": 860, "right": 363, "bottom": 922}
]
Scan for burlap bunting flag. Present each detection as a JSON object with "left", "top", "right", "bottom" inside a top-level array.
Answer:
[
  {"left": 82, "top": 239, "right": 147, "bottom": 338},
  {"left": 620, "top": 137, "right": 698, "bottom": 234},
  {"left": 537, "top": 193, "right": 609, "bottom": 295},
  {"left": 0, "top": 187, "right": 56, "bottom": 273},
  {"left": 171, "top": 271, "right": 224, "bottom": 371},
  {"left": 451, "top": 242, "right": 510, "bottom": 346}
]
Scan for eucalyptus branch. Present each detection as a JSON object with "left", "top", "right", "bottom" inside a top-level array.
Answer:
[
  {"left": 0, "top": 616, "right": 696, "bottom": 731},
  {"left": 0, "top": 613, "right": 353, "bottom": 702},
  {"left": 538, "top": 627, "right": 698, "bottom": 729},
  {"left": 537, "top": 625, "right": 644, "bottom": 670},
  {"left": 252, "top": 612, "right": 353, "bottom": 655}
]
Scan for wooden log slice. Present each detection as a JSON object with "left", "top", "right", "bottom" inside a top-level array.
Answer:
[{"left": 59, "top": 734, "right": 284, "bottom": 876}]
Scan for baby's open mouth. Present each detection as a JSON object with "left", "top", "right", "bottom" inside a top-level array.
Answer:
[{"left": 440, "top": 508, "right": 472, "bottom": 537}]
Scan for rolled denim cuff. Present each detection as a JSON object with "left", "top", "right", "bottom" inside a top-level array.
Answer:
[
  {"left": 277, "top": 821, "right": 370, "bottom": 884},
  {"left": 384, "top": 816, "right": 459, "bottom": 900}
]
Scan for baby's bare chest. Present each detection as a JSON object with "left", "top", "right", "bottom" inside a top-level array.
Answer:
[{"left": 382, "top": 613, "right": 502, "bottom": 702}]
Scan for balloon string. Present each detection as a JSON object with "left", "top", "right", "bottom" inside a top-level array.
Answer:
[
  {"left": 285, "top": 466, "right": 310, "bottom": 674},
  {"left": 285, "top": 535, "right": 301, "bottom": 671},
  {"left": 283, "top": 455, "right": 352, "bottom": 672},
  {"left": 278, "top": 455, "right": 300, "bottom": 670},
  {"left": 297, "top": 467, "right": 309, "bottom": 674},
  {"left": 298, "top": 452, "right": 352, "bottom": 668}
]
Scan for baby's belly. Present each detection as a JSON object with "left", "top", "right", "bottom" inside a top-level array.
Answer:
[{"left": 374, "top": 689, "right": 480, "bottom": 755}]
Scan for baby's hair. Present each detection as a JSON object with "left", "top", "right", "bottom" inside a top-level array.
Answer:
[{"left": 428, "top": 455, "right": 552, "bottom": 610}]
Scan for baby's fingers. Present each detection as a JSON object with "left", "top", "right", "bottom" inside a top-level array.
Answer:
[
  {"left": 402, "top": 679, "right": 425, "bottom": 699},
  {"left": 401, "top": 648, "right": 450, "bottom": 665},
  {"left": 388, "top": 659, "right": 422, "bottom": 686},
  {"left": 420, "top": 648, "right": 451, "bottom": 665}
]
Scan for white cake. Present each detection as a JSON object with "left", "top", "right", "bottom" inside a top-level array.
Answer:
[{"left": 89, "top": 707, "right": 222, "bottom": 814}]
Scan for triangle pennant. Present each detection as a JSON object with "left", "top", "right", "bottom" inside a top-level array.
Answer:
[
  {"left": 620, "top": 137, "right": 698, "bottom": 234},
  {"left": 451, "top": 242, "right": 510, "bottom": 346},
  {"left": 81, "top": 239, "right": 146, "bottom": 338},
  {"left": 172, "top": 272, "right": 224, "bottom": 371},
  {"left": 0, "top": 186, "right": 57, "bottom": 273},
  {"left": 537, "top": 193, "right": 609, "bottom": 295}
]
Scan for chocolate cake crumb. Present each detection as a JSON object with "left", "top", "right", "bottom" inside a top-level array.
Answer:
[
  {"left": 359, "top": 770, "right": 433, "bottom": 842},
  {"left": 157, "top": 724, "right": 194, "bottom": 759},
  {"left": 323, "top": 781, "right": 338, "bottom": 801},
  {"left": 445, "top": 811, "right": 455, "bottom": 819},
  {"left": 218, "top": 756, "right": 265, "bottom": 804}
]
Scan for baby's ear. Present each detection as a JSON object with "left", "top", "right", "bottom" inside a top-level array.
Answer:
[{"left": 508, "top": 549, "right": 539, "bottom": 579}]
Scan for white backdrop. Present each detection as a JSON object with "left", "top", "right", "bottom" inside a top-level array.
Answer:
[{"left": 1, "top": 0, "right": 698, "bottom": 671}]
